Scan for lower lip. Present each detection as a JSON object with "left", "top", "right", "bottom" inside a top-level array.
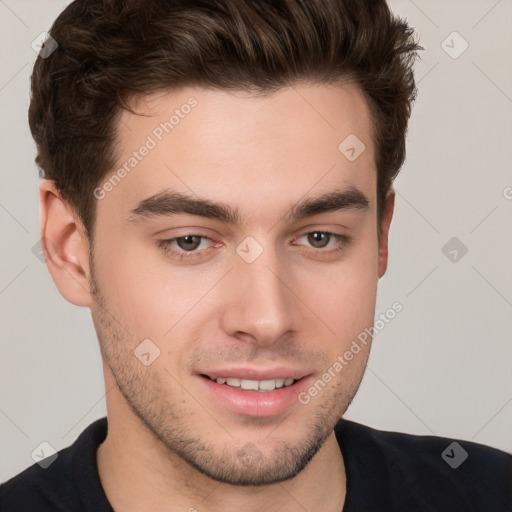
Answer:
[{"left": 197, "top": 375, "right": 312, "bottom": 418}]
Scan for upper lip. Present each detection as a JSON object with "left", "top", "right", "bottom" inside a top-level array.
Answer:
[{"left": 199, "top": 367, "right": 311, "bottom": 381}]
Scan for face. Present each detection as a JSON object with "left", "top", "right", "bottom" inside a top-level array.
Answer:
[{"left": 87, "top": 84, "right": 391, "bottom": 485}]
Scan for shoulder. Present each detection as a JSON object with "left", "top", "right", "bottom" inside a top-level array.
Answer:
[
  {"left": 335, "top": 419, "right": 512, "bottom": 512},
  {"left": 1, "top": 441, "right": 77, "bottom": 511},
  {"left": 0, "top": 417, "right": 110, "bottom": 512}
]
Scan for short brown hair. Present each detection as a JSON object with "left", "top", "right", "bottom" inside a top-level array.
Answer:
[{"left": 29, "top": 0, "right": 422, "bottom": 241}]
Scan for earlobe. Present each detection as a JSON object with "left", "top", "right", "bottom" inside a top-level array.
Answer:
[
  {"left": 39, "top": 180, "right": 93, "bottom": 307},
  {"left": 377, "top": 188, "right": 395, "bottom": 279}
]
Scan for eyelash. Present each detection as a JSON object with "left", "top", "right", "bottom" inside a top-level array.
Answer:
[{"left": 156, "top": 232, "right": 352, "bottom": 261}]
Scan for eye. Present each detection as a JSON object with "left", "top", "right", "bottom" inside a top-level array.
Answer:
[
  {"left": 293, "top": 231, "right": 351, "bottom": 255},
  {"left": 157, "top": 235, "right": 215, "bottom": 260}
]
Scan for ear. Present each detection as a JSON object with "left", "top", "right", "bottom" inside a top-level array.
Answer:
[
  {"left": 39, "top": 179, "right": 93, "bottom": 307},
  {"left": 377, "top": 188, "right": 395, "bottom": 278}
]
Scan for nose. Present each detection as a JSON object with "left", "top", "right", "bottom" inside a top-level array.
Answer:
[{"left": 220, "top": 245, "right": 302, "bottom": 347}]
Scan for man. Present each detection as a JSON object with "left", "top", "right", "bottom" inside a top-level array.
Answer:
[{"left": 1, "top": 0, "right": 511, "bottom": 511}]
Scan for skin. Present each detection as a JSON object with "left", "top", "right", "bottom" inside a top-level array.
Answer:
[{"left": 40, "top": 83, "right": 394, "bottom": 512}]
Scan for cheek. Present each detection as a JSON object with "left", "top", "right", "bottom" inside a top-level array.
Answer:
[
  {"left": 300, "top": 238, "right": 379, "bottom": 343},
  {"left": 94, "top": 236, "right": 228, "bottom": 339},
  {"left": 91, "top": 234, "right": 169, "bottom": 337}
]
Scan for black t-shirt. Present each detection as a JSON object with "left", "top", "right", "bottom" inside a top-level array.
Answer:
[{"left": 1, "top": 416, "right": 511, "bottom": 511}]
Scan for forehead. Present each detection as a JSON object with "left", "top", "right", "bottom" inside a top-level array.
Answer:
[{"left": 100, "top": 84, "right": 376, "bottom": 224}]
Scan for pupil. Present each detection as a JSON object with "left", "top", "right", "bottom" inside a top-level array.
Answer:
[
  {"left": 178, "top": 235, "right": 201, "bottom": 251},
  {"left": 308, "top": 232, "right": 329, "bottom": 248}
]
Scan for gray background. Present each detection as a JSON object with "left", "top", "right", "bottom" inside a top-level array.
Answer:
[{"left": 1, "top": 0, "right": 511, "bottom": 482}]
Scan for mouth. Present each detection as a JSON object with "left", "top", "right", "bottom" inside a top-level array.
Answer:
[{"left": 196, "top": 370, "right": 313, "bottom": 418}]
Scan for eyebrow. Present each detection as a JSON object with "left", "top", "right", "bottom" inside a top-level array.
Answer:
[{"left": 127, "top": 186, "right": 370, "bottom": 225}]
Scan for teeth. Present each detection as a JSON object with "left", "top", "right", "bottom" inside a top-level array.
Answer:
[
  {"left": 259, "top": 379, "right": 278, "bottom": 390},
  {"left": 214, "top": 377, "right": 296, "bottom": 391},
  {"left": 240, "top": 379, "right": 259, "bottom": 390}
]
